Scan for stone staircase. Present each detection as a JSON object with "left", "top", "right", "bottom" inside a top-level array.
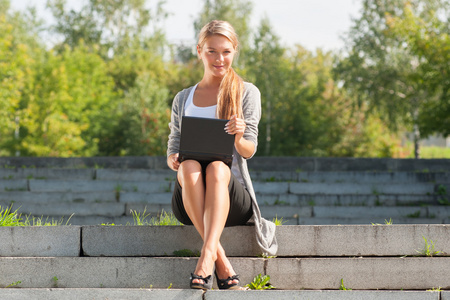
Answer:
[
  {"left": 1, "top": 157, "right": 450, "bottom": 299},
  {"left": 0, "top": 224, "right": 450, "bottom": 299},
  {"left": 0, "top": 157, "right": 449, "bottom": 225}
]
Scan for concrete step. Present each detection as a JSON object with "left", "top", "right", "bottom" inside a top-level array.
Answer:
[
  {"left": 3, "top": 166, "right": 449, "bottom": 184},
  {"left": 96, "top": 169, "right": 175, "bottom": 181},
  {"left": 292, "top": 217, "right": 447, "bottom": 225},
  {"left": 259, "top": 205, "right": 446, "bottom": 221},
  {"left": 0, "top": 179, "right": 28, "bottom": 191},
  {"left": 81, "top": 225, "right": 450, "bottom": 257},
  {"left": 0, "top": 202, "right": 171, "bottom": 218},
  {"left": 3, "top": 177, "right": 445, "bottom": 198},
  {"left": 268, "top": 257, "right": 450, "bottom": 290},
  {"left": 257, "top": 193, "right": 438, "bottom": 206},
  {"left": 251, "top": 170, "right": 450, "bottom": 184},
  {"left": 287, "top": 182, "right": 436, "bottom": 195},
  {"left": 0, "top": 289, "right": 443, "bottom": 300},
  {"left": 0, "top": 191, "right": 173, "bottom": 205},
  {"left": 28, "top": 180, "right": 173, "bottom": 193},
  {"left": 2, "top": 225, "right": 449, "bottom": 258},
  {"left": 252, "top": 181, "right": 439, "bottom": 195},
  {"left": 0, "top": 256, "right": 449, "bottom": 290},
  {"left": 0, "top": 191, "right": 118, "bottom": 203},
  {"left": 0, "top": 202, "right": 125, "bottom": 217},
  {"left": 2, "top": 156, "right": 450, "bottom": 172},
  {"left": 1, "top": 190, "right": 438, "bottom": 207},
  {"left": 0, "top": 168, "right": 95, "bottom": 180},
  {"left": 0, "top": 226, "right": 80, "bottom": 257},
  {"left": 2, "top": 200, "right": 447, "bottom": 225}
]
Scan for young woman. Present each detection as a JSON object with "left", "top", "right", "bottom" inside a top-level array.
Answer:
[{"left": 167, "top": 20, "right": 277, "bottom": 290}]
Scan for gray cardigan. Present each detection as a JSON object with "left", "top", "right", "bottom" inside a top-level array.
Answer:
[{"left": 167, "top": 82, "right": 278, "bottom": 256}]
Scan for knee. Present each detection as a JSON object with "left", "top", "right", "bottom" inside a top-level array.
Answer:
[
  {"left": 205, "top": 161, "right": 230, "bottom": 184},
  {"left": 178, "top": 160, "right": 202, "bottom": 186}
]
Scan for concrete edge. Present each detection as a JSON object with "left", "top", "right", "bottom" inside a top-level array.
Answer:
[
  {"left": 0, "top": 289, "right": 442, "bottom": 300},
  {"left": 2, "top": 224, "right": 450, "bottom": 257}
]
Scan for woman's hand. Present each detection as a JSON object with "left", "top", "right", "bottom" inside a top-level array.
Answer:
[
  {"left": 167, "top": 153, "right": 180, "bottom": 171},
  {"left": 225, "top": 115, "right": 246, "bottom": 140},
  {"left": 225, "top": 115, "right": 255, "bottom": 159}
]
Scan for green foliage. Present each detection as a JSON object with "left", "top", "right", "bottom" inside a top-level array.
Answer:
[
  {"left": 173, "top": 249, "right": 200, "bottom": 257},
  {"left": 0, "top": 205, "right": 72, "bottom": 226},
  {"left": 245, "top": 274, "right": 275, "bottom": 290},
  {"left": 335, "top": 0, "right": 450, "bottom": 149},
  {"left": 149, "top": 210, "right": 182, "bottom": 226},
  {"left": 52, "top": 276, "right": 59, "bottom": 287},
  {"left": 130, "top": 208, "right": 182, "bottom": 226},
  {"left": 413, "top": 147, "right": 450, "bottom": 159},
  {"left": 372, "top": 218, "right": 393, "bottom": 225},
  {"left": 0, "top": 7, "right": 37, "bottom": 156},
  {"left": 2, "top": 0, "right": 449, "bottom": 158},
  {"left": 416, "top": 236, "right": 442, "bottom": 257},
  {"left": 4, "top": 280, "right": 22, "bottom": 288},
  {"left": 22, "top": 214, "right": 73, "bottom": 226},
  {"left": 406, "top": 211, "right": 421, "bottom": 218},
  {"left": 272, "top": 215, "right": 286, "bottom": 226},
  {"left": 437, "top": 184, "right": 449, "bottom": 205},
  {"left": 339, "top": 278, "right": 352, "bottom": 291},
  {"left": 0, "top": 205, "right": 23, "bottom": 226}
]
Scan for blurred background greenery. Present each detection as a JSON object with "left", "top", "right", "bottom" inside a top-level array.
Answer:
[{"left": 0, "top": 0, "right": 449, "bottom": 158}]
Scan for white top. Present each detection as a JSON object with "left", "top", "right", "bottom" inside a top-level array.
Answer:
[
  {"left": 184, "top": 84, "right": 217, "bottom": 118},
  {"left": 183, "top": 83, "right": 244, "bottom": 185}
]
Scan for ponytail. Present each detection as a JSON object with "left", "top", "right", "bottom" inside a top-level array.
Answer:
[
  {"left": 197, "top": 20, "right": 243, "bottom": 120},
  {"left": 217, "top": 67, "right": 244, "bottom": 120}
]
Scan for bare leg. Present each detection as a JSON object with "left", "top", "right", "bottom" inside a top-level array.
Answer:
[{"left": 177, "top": 160, "right": 238, "bottom": 285}]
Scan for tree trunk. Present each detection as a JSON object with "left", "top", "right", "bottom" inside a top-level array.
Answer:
[{"left": 413, "top": 122, "right": 420, "bottom": 159}]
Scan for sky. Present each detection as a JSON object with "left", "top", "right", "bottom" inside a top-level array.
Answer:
[{"left": 10, "top": 0, "right": 362, "bottom": 52}]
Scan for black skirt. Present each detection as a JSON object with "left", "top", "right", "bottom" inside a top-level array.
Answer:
[{"left": 171, "top": 161, "right": 253, "bottom": 227}]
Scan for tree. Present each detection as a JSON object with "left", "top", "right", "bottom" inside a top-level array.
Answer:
[
  {"left": 245, "top": 17, "right": 286, "bottom": 155},
  {"left": 335, "top": 0, "right": 450, "bottom": 158},
  {"left": 385, "top": 1, "right": 450, "bottom": 138},
  {"left": 246, "top": 17, "right": 400, "bottom": 157},
  {"left": 47, "top": 0, "right": 167, "bottom": 56},
  {"left": 108, "top": 73, "right": 170, "bottom": 156},
  {"left": 0, "top": 1, "right": 40, "bottom": 156},
  {"left": 19, "top": 43, "right": 118, "bottom": 157}
]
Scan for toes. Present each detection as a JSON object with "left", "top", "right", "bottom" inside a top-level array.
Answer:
[
  {"left": 227, "top": 279, "right": 239, "bottom": 285},
  {"left": 193, "top": 279, "right": 204, "bottom": 285}
]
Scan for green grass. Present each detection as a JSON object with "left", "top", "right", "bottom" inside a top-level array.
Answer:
[
  {"left": 416, "top": 236, "right": 442, "bottom": 257},
  {"left": 130, "top": 208, "right": 182, "bottom": 226},
  {"left": 372, "top": 218, "right": 393, "bottom": 225},
  {"left": 4, "top": 280, "right": 22, "bottom": 288},
  {"left": 437, "top": 184, "right": 449, "bottom": 205},
  {"left": 23, "top": 214, "right": 74, "bottom": 226},
  {"left": 0, "top": 206, "right": 23, "bottom": 226},
  {"left": 406, "top": 211, "right": 421, "bottom": 218},
  {"left": 413, "top": 146, "right": 450, "bottom": 159},
  {"left": 245, "top": 274, "right": 275, "bottom": 290},
  {"left": 173, "top": 249, "right": 200, "bottom": 257},
  {"left": 339, "top": 278, "right": 352, "bottom": 291},
  {"left": 272, "top": 215, "right": 287, "bottom": 226},
  {"left": 0, "top": 205, "right": 73, "bottom": 226}
]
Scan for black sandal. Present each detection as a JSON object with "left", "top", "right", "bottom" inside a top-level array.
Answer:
[
  {"left": 190, "top": 273, "right": 213, "bottom": 290},
  {"left": 215, "top": 272, "right": 242, "bottom": 290}
]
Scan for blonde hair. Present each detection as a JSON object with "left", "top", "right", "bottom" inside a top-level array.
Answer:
[{"left": 198, "top": 20, "right": 244, "bottom": 119}]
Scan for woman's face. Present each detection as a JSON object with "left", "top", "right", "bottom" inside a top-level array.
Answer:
[{"left": 198, "top": 34, "right": 236, "bottom": 79}]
